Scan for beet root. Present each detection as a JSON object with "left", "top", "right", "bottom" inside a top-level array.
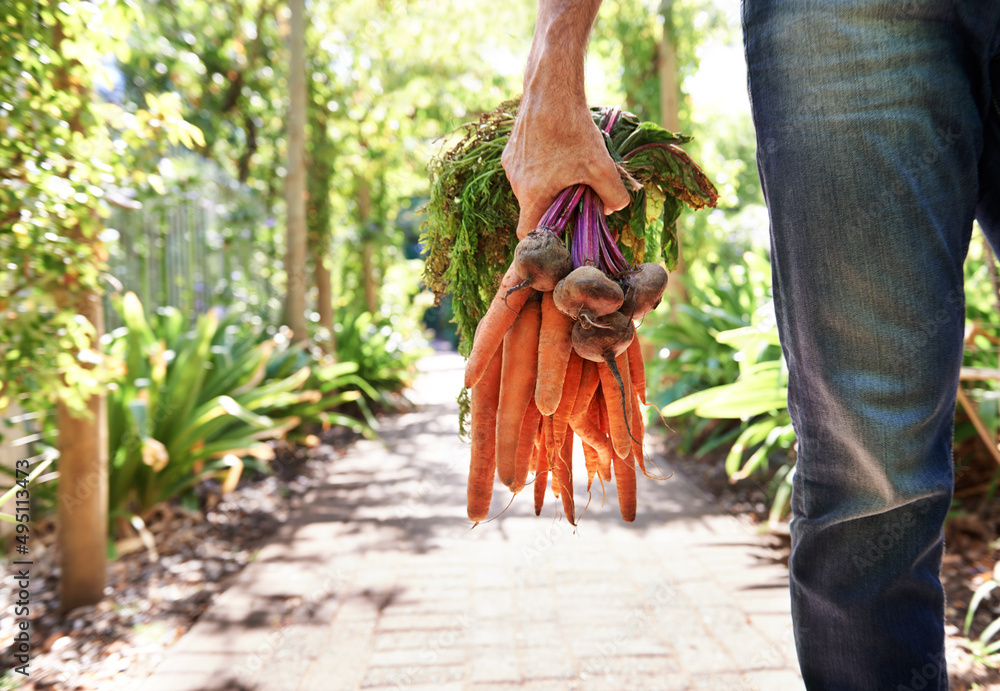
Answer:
[
  {"left": 507, "top": 230, "right": 573, "bottom": 296},
  {"left": 573, "top": 312, "right": 638, "bottom": 449},
  {"left": 619, "top": 262, "right": 668, "bottom": 320},
  {"left": 571, "top": 311, "right": 635, "bottom": 364},
  {"left": 553, "top": 266, "right": 624, "bottom": 323}
]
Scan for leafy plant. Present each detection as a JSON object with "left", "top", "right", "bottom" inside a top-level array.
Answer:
[
  {"left": 332, "top": 305, "right": 429, "bottom": 404},
  {"left": 104, "top": 293, "right": 316, "bottom": 527},
  {"left": 646, "top": 251, "right": 796, "bottom": 523},
  {"left": 263, "top": 338, "right": 378, "bottom": 436},
  {"left": 962, "top": 567, "right": 1000, "bottom": 667},
  {"left": 0, "top": 458, "right": 55, "bottom": 524},
  {"left": 643, "top": 251, "right": 773, "bottom": 409},
  {"left": 661, "top": 322, "right": 795, "bottom": 521},
  {"left": 0, "top": 1, "right": 203, "bottom": 419}
]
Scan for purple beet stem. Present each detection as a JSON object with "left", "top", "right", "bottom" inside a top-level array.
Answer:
[
  {"left": 571, "top": 187, "right": 627, "bottom": 275},
  {"left": 537, "top": 104, "right": 630, "bottom": 275}
]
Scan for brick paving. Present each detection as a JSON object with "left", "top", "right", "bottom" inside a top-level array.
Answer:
[{"left": 137, "top": 352, "right": 803, "bottom": 691}]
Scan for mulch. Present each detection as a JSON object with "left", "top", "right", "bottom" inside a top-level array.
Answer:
[{"left": 0, "top": 437, "right": 348, "bottom": 691}]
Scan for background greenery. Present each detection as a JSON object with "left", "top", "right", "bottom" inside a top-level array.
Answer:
[{"left": 1, "top": 0, "right": 998, "bottom": 663}]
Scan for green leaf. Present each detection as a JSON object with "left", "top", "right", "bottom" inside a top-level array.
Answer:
[
  {"left": 661, "top": 383, "right": 741, "bottom": 417},
  {"left": 965, "top": 580, "right": 999, "bottom": 634},
  {"left": 695, "top": 386, "right": 789, "bottom": 419},
  {"left": 976, "top": 611, "right": 1000, "bottom": 647},
  {"left": 660, "top": 201, "right": 680, "bottom": 272},
  {"left": 0, "top": 458, "right": 55, "bottom": 520},
  {"left": 724, "top": 419, "right": 777, "bottom": 476},
  {"left": 715, "top": 325, "right": 782, "bottom": 351}
]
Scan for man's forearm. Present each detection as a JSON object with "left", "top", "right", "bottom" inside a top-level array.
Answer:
[
  {"left": 523, "top": 0, "right": 602, "bottom": 107},
  {"left": 502, "top": 0, "right": 627, "bottom": 239}
]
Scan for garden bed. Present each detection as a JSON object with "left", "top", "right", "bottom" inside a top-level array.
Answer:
[{"left": 0, "top": 435, "right": 353, "bottom": 691}]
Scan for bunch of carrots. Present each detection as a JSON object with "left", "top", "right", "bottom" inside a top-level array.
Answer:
[
  {"left": 465, "top": 179, "right": 667, "bottom": 524},
  {"left": 422, "top": 102, "right": 717, "bottom": 524}
]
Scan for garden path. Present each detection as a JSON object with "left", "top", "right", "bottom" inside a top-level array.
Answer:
[{"left": 137, "top": 351, "right": 803, "bottom": 691}]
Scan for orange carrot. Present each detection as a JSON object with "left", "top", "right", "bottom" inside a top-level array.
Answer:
[
  {"left": 467, "top": 345, "right": 503, "bottom": 522},
  {"left": 552, "top": 351, "right": 584, "bottom": 452},
  {"left": 614, "top": 449, "right": 637, "bottom": 522},
  {"left": 533, "top": 425, "right": 549, "bottom": 516},
  {"left": 542, "top": 415, "right": 555, "bottom": 474},
  {"left": 570, "top": 359, "right": 600, "bottom": 421},
  {"left": 596, "top": 385, "right": 610, "bottom": 437},
  {"left": 568, "top": 363, "right": 614, "bottom": 477},
  {"left": 512, "top": 398, "right": 541, "bottom": 493},
  {"left": 552, "top": 426, "right": 575, "bottom": 524},
  {"left": 630, "top": 385, "right": 646, "bottom": 475},
  {"left": 581, "top": 440, "right": 600, "bottom": 490},
  {"left": 626, "top": 335, "right": 646, "bottom": 404},
  {"left": 528, "top": 420, "right": 542, "bottom": 475},
  {"left": 495, "top": 299, "right": 542, "bottom": 487},
  {"left": 534, "top": 292, "right": 575, "bottom": 415},
  {"left": 589, "top": 390, "right": 613, "bottom": 483},
  {"left": 464, "top": 264, "right": 531, "bottom": 390},
  {"left": 599, "top": 349, "right": 634, "bottom": 459}
]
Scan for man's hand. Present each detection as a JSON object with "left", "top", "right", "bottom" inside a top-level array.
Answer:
[{"left": 502, "top": 0, "right": 630, "bottom": 240}]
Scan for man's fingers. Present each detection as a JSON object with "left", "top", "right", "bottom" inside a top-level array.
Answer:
[
  {"left": 516, "top": 202, "right": 546, "bottom": 240},
  {"left": 589, "top": 160, "right": 632, "bottom": 215}
]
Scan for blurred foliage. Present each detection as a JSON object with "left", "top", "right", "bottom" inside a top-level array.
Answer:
[
  {"left": 644, "top": 251, "right": 772, "bottom": 405},
  {"left": 0, "top": 1, "right": 202, "bottom": 418},
  {"left": 333, "top": 259, "right": 433, "bottom": 394},
  {"left": 651, "top": 232, "right": 1000, "bottom": 524},
  {"left": 115, "top": 0, "right": 534, "bottom": 319},
  {"left": 962, "top": 566, "right": 1000, "bottom": 667},
  {"left": 647, "top": 251, "right": 795, "bottom": 523},
  {"left": 101, "top": 288, "right": 420, "bottom": 532}
]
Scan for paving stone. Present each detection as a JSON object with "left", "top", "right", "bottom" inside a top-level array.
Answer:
[
  {"left": 361, "top": 664, "right": 464, "bottom": 688},
  {"left": 518, "top": 646, "right": 577, "bottom": 680},
  {"left": 468, "top": 651, "right": 521, "bottom": 684}
]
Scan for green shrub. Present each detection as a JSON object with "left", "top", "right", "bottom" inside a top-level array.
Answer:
[
  {"left": 643, "top": 250, "right": 772, "bottom": 409},
  {"left": 661, "top": 322, "right": 795, "bottom": 525},
  {"left": 646, "top": 251, "right": 796, "bottom": 523},
  {"left": 104, "top": 293, "right": 319, "bottom": 526},
  {"left": 263, "top": 336, "right": 380, "bottom": 435}
]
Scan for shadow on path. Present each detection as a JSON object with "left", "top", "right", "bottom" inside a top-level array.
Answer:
[{"left": 139, "top": 352, "right": 802, "bottom": 691}]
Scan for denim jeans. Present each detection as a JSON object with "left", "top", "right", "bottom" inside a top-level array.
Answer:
[{"left": 742, "top": 1, "right": 1000, "bottom": 688}]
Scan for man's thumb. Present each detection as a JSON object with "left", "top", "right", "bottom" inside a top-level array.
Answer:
[
  {"left": 515, "top": 203, "right": 546, "bottom": 241},
  {"left": 591, "top": 168, "right": 631, "bottom": 215}
]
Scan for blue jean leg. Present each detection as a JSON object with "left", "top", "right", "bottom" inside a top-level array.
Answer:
[{"left": 744, "top": 1, "right": 1000, "bottom": 688}]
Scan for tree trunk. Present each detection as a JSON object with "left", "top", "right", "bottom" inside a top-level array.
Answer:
[
  {"left": 307, "top": 86, "right": 336, "bottom": 353},
  {"left": 361, "top": 242, "right": 378, "bottom": 314},
  {"left": 358, "top": 179, "right": 378, "bottom": 314},
  {"left": 658, "top": 3, "right": 687, "bottom": 305},
  {"left": 57, "top": 290, "right": 107, "bottom": 612},
  {"left": 314, "top": 255, "right": 336, "bottom": 352},
  {"left": 283, "top": 0, "right": 309, "bottom": 344}
]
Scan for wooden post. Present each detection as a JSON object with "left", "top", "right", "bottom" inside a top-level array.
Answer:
[
  {"left": 283, "top": 0, "right": 309, "bottom": 344},
  {"left": 57, "top": 291, "right": 107, "bottom": 612},
  {"left": 308, "top": 94, "right": 337, "bottom": 353}
]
